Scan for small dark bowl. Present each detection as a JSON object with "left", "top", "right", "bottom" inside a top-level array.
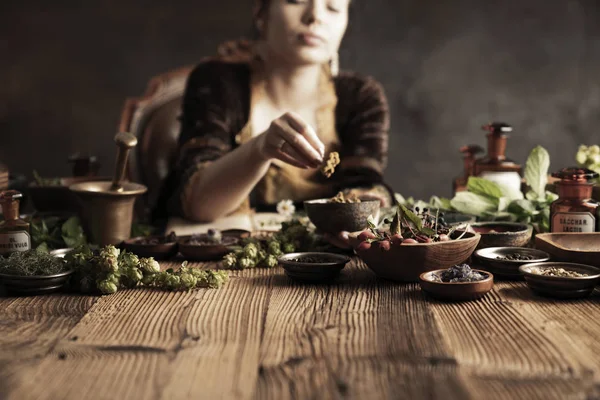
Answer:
[
  {"left": 0, "top": 269, "right": 74, "bottom": 296},
  {"left": 474, "top": 247, "right": 550, "bottom": 280},
  {"left": 470, "top": 222, "right": 533, "bottom": 249},
  {"left": 178, "top": 234, "right": 239, "bottom": 261},
  {"left": 304, "top": 198, "right": 380, "bottom": 234},
  {"left": 278, "top": 252, "right": 351, "bottom": 283},
  {"left": 27, "top": 176, "right": 110, "bottom": 213},
  {"left": 519, "top": 262, "right": 600, "bottom": 299},
  {"left": 419, "top": 269, "right": 494, "bottom": 302},
  {"left": 122, "top": 236, "right": 179, "bottom": 260}
]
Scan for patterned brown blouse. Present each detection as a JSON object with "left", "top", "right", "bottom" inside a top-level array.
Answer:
[{"left": 155, "top": 57, "right": 393, "bottom": 220}]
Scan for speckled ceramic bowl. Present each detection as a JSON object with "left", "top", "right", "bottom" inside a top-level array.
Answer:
[{"left": 304, "top": 198, "right": 380, "bottom": 234}]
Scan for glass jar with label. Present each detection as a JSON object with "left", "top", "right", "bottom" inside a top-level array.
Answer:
[
  {"left": 474, "top": 122, "right": 522, "bottom": 193},
  {"left": 550, "top": 168, "right": 599, "bottom": 233},
  {"left": 0, "top": 190, "right": 31, "bottom": 256}
]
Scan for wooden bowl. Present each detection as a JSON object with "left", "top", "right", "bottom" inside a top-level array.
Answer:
[
  {"left": 122, "top": 236, "right": 179, "bottom": 260},
  {"left": 354, "top": 231, "right": 481, "bottom": 282},
  {"left": 470, "top": 222, "right": 533, "bottom": 249},
  {"left": 419, "top": 269, "right": 494, "bottom": 301},
  {"left": 519, "top": 262, "right": 600, "bottom": 299},
  {"left": 304, "top": 198, "right": 380, "bottom": 234},
  {"left": 535, "top": 233, "right": 600, "bottom": 268},
  {"left": 177, "top": 234, "right": 239, "bottom": 261},
  {"left": 278, "top": 252, "right": 351, "bottom": 283},
  {"left": 473, "top": 247, "right": 550, "bottom": 280}
]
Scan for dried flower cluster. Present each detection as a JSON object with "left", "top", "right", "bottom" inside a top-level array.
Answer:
[
  {"left": 321, "top": 152, "right": 340, "bottom": 178},
  {"left": 66, "top": 245, "right": 228, "bottom": 294},
  {"left": 329, "top": 191, "right": 361, "bottom": 204}
]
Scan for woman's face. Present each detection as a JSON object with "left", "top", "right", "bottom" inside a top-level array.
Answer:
[{"left": 263, "top": 0, "right": 349, "bottom": 66}]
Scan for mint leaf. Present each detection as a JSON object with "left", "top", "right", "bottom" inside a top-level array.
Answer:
[
  {"left": 450, "top": 192, "right": 497, "bottom": 217},
  {"left": 524, "top": 146, "right": 550, "bottom": 199},
  {"left": 467, "top": 177, "right": 504, "bottom": 199}
]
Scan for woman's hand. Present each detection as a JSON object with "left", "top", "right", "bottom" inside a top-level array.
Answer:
[{"left": 256, "top": 112, "right": 325, "bottom": 169}]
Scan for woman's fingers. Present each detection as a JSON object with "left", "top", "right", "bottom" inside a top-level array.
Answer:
[
  {"left": 284, "top": 112, "right": 325, "bottom": 158},
  {"left": 274, "top": 117, "right": 323, "bottom": 166},
  {"left": 275, "top": 146, "right": 311, "bottom": 169}
]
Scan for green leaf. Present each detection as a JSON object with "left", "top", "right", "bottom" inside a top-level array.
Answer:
[
  {"left": 481, "top": 211, "right": 517, "bottom": 222},
  {"left": 367, "top": 215, "right": 378, "bottom": 230},
  {"left": 497, "top": 197, "right": 512, "bottom": 212},
  {"left": 398, "top": 203, "right": 422, "bottom": 230},
  {"left": 508, "top": 199, "right": 538, "bottom": 215},
  {"left": 467, "top": 177, "right": 504, "bottom": 199},
  {"left": 61, "top": 217, "right": 86, "bottom": 248},
  {"left": 429, "top": 196, "right": 453, "bottom": 211},
  {"left": 390, "top": 208, "right": 401, "bottom": 235},
  {"left": 36, "top": 242, "right": 50, "bottom": 253},
  {"left": 497, "top": 183, "right": 524, "bottom": 201},
  {"left": 524, "top": 146, "right": 550, "bottom": 199},
  {"left": 450, "top": 192, "right": 498, "bottom": 217},
  {"left": 421, "top": 227, "right": 437, "bottom": 236}
]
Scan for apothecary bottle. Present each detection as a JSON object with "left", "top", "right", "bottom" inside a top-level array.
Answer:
[
  {"left": 550, "top": 168, "right": 599, "bottom": 233},
  {"left": 0, "top": 190, "right": 31, "bottom": 256},
  {"left": 474, "top": 122, "right": 522, "bottom": 193},
  {"left": 453, "top": 144, "right": 484, "bottom": 194}
]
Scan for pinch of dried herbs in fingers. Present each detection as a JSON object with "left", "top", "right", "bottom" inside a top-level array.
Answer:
[{"left": 321, "top": 151, "right": 340, "bottom": 178}]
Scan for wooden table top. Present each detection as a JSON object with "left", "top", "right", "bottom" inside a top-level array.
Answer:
[{"left": 1, "top": 258, "right": 599, "bottom": 400}]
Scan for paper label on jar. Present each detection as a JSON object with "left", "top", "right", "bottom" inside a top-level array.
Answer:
[
  {"left": 0, "top": 231, "right": 31, "bottom": 255},
  {"left": 552, "top": 212, "right": 596, "bottom": 233},
  {"left": 478, "top": 171, "right": 522, "bottom": 193}
]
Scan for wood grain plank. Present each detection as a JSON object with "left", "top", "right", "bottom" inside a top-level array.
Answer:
[
  {"left": 3, "top": 262, "right": 272, "bottom": 400},
  {"left": 256, "top": 259, "right": 468, "bottom": 399},
  {"left": 428, "top": 283, "right": 586, "bottom": 377},
  {"left": 160, "top": 267, "right": 273, "bottom": 400}
]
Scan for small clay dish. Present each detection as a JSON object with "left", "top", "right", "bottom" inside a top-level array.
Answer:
[
  {"left": 278, "top": 252, "right": 351, "bottom": 283},
  {"left": 470, "top": 222, "right": 533, "bottom": 249},
  {"left": 178, "top": 234, "right": 239, "bottom": 261},
  {"left": 0, "top": 269, "right": 74, "bottom": 296},
  {"left": 419, "top": 269, "right": 494, "bottom": 302},
  {"left": 519, "top": 262, "right": 600, "bottom": 299},
  {"left": 535, "top": 233, "right": 600, "bottom": 268},
  {"left": 474, "top": 247, "right": 550, "bottom": 280},
  {"left": 304, "top": 198, "right": 380, "bottom": 234},
  {"left": 122, "top": 236, "right": 179, "bottom": 260}
]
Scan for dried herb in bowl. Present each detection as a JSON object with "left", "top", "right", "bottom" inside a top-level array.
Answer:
[
  {"left": 0, "top": 250, "right": 69, "bottom": 276},
  {"left": 496, "top": 253, "right": 536, "bottom": 261},
  {"left": 432, "top": 264, "right": 487, "bottom": 283},
  {"left": 533, "top": 267, "right": 589, "bottom": 278}
]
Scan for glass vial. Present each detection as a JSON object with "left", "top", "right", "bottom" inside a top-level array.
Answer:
[{"left": 0, "top": 190, "right": 31, "bottom": 256}]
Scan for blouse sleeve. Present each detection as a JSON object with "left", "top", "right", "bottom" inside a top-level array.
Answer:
[{"left": 161, "top": 61, "right": 244, "bottom": 219}]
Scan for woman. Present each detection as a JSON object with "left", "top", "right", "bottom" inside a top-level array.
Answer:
[{"left": 157, "top": 0, "right": 393, "bottom": 242}]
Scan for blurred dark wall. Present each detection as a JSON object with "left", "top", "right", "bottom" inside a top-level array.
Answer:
[{"left": 1, "top": 0, "right": 599, "bottom": 201}]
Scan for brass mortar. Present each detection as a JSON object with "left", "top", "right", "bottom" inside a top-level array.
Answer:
[{"left": 69, "top": 132, "right": 147, "bottom": 246}]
